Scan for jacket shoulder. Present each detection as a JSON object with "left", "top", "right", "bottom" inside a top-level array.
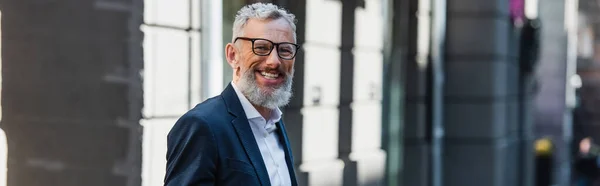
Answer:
[
  {"left": 173, "top": 95, "right": 229, "bottom": 129},
  {"left": 188, "top": 95, "right": 227, "bottom": 117},
  {"left": 167, "top": 95, "right": 229, "bottom": 139}
]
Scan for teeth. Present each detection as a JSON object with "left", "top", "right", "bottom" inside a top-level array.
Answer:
[{"left": 260, "top": 71, "right": 279, "bottom": 79}]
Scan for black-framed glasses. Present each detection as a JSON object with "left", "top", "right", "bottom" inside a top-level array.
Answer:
[{"left": 234, "top": 37, "right": 300, "bottom": 60}]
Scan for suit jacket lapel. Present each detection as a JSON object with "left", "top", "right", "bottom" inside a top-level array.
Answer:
[
  {"left": 276, "top": 121, "right": 298, "bottom": 186},
  {"left": 231, "top": 118, "right": 270, "bottom": 186},
  {"left": 222, "top": 84, "right": 270, "bottom": 186}
]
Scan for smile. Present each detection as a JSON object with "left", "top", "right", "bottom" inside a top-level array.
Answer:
[{"left": 259, "top": 71, "right": 280, "bottom": 79}]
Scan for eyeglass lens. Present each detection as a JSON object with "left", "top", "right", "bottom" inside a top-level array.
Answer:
[{"left": 253, "top": 39, "right": 296, "bottom": 59}]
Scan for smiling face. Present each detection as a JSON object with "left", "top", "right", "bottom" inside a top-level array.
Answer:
[{"left": 226, "top": 18, "right": 296, "bottom": 109}]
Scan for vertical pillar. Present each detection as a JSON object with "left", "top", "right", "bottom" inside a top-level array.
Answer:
[
  {"left": 0, "top": 11, "right": 7, "bottom": 186},
  {"left": 280, "top": 0, "right": 309, "bottom": 185},
  {"left": 338, "top": 0, "right": 358, "bottom": 182},
  {"left": 0, "top": 0, "right": 143, "bottom": 185},
  {"left": 443, "top": 0, "right": 518, "bottom": 185},
  {"left": 516, "top": 2, "right": 540, "bottom": 186},
  {"left": 382, "top": 0, "right": 406, "bottom": 185},
  {"left": 201, "top": 0, "right": 224, "bottom": 99},
  {"left": 401, "top": 0, "right": 446, "bottom": 184},
  {"left": 536, "top": 0, "right": 576, "bottom": 184},
  {"left": 519, "top": 73, "right": 536, "bottom": 186},
  {"left": 429, "top": 0, "right": 446, "bottom": 185},
  {"left": 283, "top": 0, "right": 345, "bottom": 185},
  {"left": 338, "top": 0, "right": 387, "bottom": 185},
  {"left": 516, "top": 18, "right": 537, "bottom": 186},
  {"left": 401, "top": 0, "right": 430, "bottom": 185},
  {"left": 564, "top": 0, "right": 579, "bottom": 184}
]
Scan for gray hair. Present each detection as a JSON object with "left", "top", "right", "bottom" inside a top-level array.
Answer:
[{"left": 232, "top": 3, "right": 297, "bottom": 42}]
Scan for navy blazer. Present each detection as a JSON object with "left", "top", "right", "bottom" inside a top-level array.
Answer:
[{"left": 165, "top": 84, "right": 298, "bottom": 186}]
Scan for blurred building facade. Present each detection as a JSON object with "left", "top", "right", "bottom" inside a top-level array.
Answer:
[
  {"left": 573, "top": 0, "right": 600, "bottom": 182},
  {"left": 535, "top": 0, "right": 579, "bottom": 185},
  {"left": 576, "top": 0, "right": 600, "bottom": 156},
  {"left": 0, "top": 0, "right": 588, "bottom": 186},
  {"left": 1, "top": 0, "right": 144, "bottom": 185}
]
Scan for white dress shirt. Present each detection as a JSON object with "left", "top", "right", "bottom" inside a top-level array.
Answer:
[{"left": 231, "top": 82, "right": 292, "bottom": 186}]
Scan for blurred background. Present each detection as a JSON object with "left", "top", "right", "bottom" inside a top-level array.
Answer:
[{"left": 0, "top": 0, "right": 599, "bottom": 185}]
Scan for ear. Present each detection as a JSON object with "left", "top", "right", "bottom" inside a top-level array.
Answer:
[{"left": 225, "top": 43, "right": 238, "bottom": 69}]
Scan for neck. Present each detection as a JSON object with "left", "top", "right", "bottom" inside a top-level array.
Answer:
[{"left": 253, "top": 104, "right": 272, "bottom": 120}]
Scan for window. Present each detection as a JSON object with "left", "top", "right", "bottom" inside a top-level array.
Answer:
[
  {"left": 142, "top": 0, "right": 202, "bottom": 118},
  {"left": 141, "top": 1, "right": 203, "bottom": 186}
]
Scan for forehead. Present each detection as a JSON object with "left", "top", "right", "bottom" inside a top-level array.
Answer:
[{"left": 242, "top": 18, "right": 294, "bottom": 43}]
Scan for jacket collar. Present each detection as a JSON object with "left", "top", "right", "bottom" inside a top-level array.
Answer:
[
  {"left": 221, "top": 83, "right": 247, "bottom": 119},
  {"left": 221, "top": 83, "right": 297, "bottom": 186},
  {"left": 221, "top": 83, "right": 271, "bottom": 186}
]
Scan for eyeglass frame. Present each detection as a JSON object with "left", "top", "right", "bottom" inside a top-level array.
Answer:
[{"left": 233, "top": 37, "right": 300, "bottom": 60}]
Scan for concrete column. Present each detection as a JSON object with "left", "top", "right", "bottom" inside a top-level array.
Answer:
[
  {"left": 201, "top": 0, "right": 224, "bottom": 99},
  {"left": 382, "top": 0, "right": 406, "bottom": 185},
  {"left": 443, "top": 0, "right": 519, "bottom": 185},
  {"left": 282, "top": 0, "right": 345, "bottom": 185},
  {"left": 0, "top": 0, "right": 143, "bottom": 185},
  {"left": 338, "top": 0, "right": 358, "bottom": 184},
  {"left": 0, "top": 11, "right": 8, "bottom": 186},
  {"left": 536, "top": 0, "right": 575, "bottom": 185},
  {"left": 401, "top": 0, "right": 431, "bottom": 185},
  {"left": 515, "top": 25, "right": 536, "bottom": 186},
  {"left": 337, "top": 0, "right": 387, "bottom": 185}
]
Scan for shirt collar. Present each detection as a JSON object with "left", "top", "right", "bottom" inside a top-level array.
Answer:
[{"left": 230, "top": 81, "right": 282, "bottom": 122}]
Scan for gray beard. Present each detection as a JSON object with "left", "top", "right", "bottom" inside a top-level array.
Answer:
[{"left": 237, "top": 68, "right": 293, "bottom": 109}]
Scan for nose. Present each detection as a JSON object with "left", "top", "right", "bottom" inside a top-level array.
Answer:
[{"left": 265, "top": 48, "right": 282, "bottom": 67}]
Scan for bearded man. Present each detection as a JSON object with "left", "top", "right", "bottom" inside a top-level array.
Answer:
[{"left": 164, "top": 2, "right": 299, "bottom": 186}]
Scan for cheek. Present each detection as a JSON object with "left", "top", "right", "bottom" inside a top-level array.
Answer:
[
  {"left": 244, "top": 59, "right": 262, "bottom": 71},
  {"left": 285, "top": 62, "right": 295, "bottom": 73},
  {"left": 239, "top": 64, "right": 255, "bottom": 75}
]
